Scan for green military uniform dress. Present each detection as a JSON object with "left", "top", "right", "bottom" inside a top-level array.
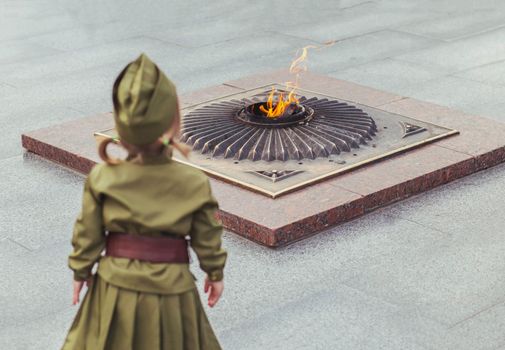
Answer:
[
  {"left": 62, "top": 149, "right": 227, "bottom": 350},
  {"left": 61, "top": 54, "right": 227, "bottom": 350}
]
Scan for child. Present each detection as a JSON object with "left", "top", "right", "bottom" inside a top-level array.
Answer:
[{"left": 61, "top": 53, "right": 227, "bottom": 350}]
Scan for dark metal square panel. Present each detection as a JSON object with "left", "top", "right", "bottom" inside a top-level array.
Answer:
[{"left": 95, "top": 84, "right": 458, "bottom": 198}]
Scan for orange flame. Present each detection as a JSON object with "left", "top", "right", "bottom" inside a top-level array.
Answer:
[
  {"left": 260, "top": 45, "right": 317, "bottom": 118},
  {"left": 259, "top": 87, "right": 299, "bottom": 117}
]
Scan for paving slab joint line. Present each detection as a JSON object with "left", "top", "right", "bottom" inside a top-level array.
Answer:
[
  {"left": 387, "top": 28, "right": 449, "bottom": 44},
  {"left": 327, "top": 182, "right": 365, "bottom": 197},
  {"left": 0, "top": 81, "right": 16, "bottom": 88},
  {"left": 141, "top": 34, "right": 191, "bottom": 49},
  {"left": 375, "top": 96, "right": 409, "bottom": 108},
  {"left": 452, "top": 56, "right": 505, "bottom": 77},
  {"left": 31, "top": 236, "right": 77, "bottom": 253},
  {"left": 337, "top": 280, "right": 405, "bottom": 309},
  {"left": 327, "top": 57, "right": 410, "bottom": 77},
  {"left": 339, "top": 279, "right": 454, "bottom": 328},
  {"left": 393, "top": 216, "right": 451, "bottom": 236},
  {"left": 447, "top": 297, "right": 505, "bottom": 330},
  {"left": 448, "top": 71, "right": 505, "bottom": 90},
  {"left": 198, "top": 32, "right": 277, "bottom": 49},
  {"left": 448, "top": 23, "right": 505, "bottom": 42},
  {"left": 261, "top": 29, "right": 322, "bottom": 45},
  {"left": 221, "top": 83, "right": 246, "bottom": 90},
  {"left": 385, "top": 56, "right": 449, "bottom": 74},
  {"left": 67, "top": 106, "right": 92, "bottom": 115},
  {"left": 266, "top": 27, "right": 375, "bottom": 47},
  {"left": 340, "top": 0, "right": 375, "bottom": 11},
  {"left": 7, "top": 238, "right": 33, "bottom": 252},
  {"left": 434, "top": 144, "right": 475, "bottom": 158},
  {"left": 224, "top": 83, "right": 250, "bottom": 90},
  {"left": 316, "top": 28, "right": 394, "bottom": 48}
]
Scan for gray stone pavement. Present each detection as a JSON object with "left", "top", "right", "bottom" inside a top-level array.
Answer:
[{"left": 1, "top": 0, "right": 505, "bottom": 349}]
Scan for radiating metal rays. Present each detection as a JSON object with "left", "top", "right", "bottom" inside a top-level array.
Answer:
[{"left": 181, "top": 92, "right": 378, "bottom": 162}]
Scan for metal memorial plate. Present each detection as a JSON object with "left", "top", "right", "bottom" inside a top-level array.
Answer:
[{"left": 95, "top": 84, "right": 458, "bottom": 198}]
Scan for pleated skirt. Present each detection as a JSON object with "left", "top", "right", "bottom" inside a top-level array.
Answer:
[{"left": 61, "top": 275, "right": 221, "bottom": 350}]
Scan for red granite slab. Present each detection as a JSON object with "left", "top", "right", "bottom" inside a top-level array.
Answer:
[
  {"left": 211, "top": 180, "right": 364, "bottom": 246},
  {"left": 22, "top": 113, "right": 112, "bottom": 174},
  {"left": 21, "top": 72, "right": 505, "bottom": 247},
  {"left": 326, "top": 144, "right": 476, "bottom": 211},
  {"left": 379, "top": 98, "right": 505, "bottom": 171}
]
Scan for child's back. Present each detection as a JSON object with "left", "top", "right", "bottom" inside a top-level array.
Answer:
[{"left": 62, "top": 54, "right": 226, "bottom": 350}]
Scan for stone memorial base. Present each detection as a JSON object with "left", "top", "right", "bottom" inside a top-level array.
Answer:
[{"left": 22, "top": 70, "right": 505, "bottom": 246}]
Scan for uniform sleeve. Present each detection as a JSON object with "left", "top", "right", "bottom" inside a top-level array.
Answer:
[
  {"left": 68, "top": 171, "right": 105, "bottom": 281},
  {"left": 190, "top": 180, "right": 227, "bottom": 282}
]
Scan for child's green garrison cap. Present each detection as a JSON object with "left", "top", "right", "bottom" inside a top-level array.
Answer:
[{"left": 113, "top": 53, "right": 177, "bottom": 146}]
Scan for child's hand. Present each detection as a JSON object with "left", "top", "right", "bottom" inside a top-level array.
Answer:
[
  {"left": 72, "top": 277, "right": 92, "bottom": 305},
  {"left": 204, "top": 276, "right": 224, "bottom": 308}
]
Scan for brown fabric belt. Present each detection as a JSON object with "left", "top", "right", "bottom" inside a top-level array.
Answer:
[{"left": 105, "top": 232, "right": 189, "bottom": 263}]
